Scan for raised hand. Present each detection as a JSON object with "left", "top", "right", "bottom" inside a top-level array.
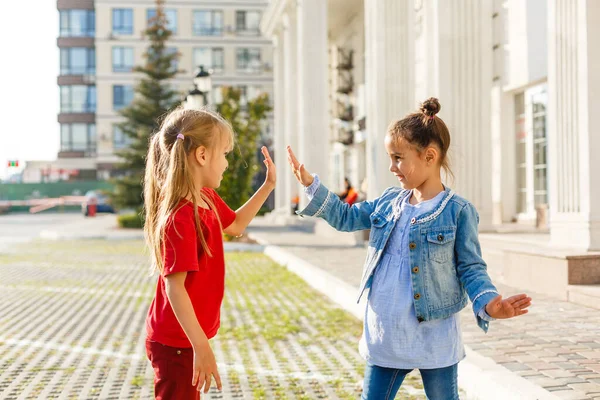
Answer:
[
  {"left": 261, "top": 146, "right": 276, "bottom": 188},
  {"left": 286, "top": 146, "right": 314, "bottom": 187},
  {"left": 485, "top": 293, "right": 532, "bottom": 319},
  {"left": 192, "top": 342, "right": 222, "bottom": 394}
]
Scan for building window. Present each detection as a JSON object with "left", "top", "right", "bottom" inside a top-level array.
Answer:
[
  {"left": 236, "top": 11, "right": 261, "bottom": 35},
  {"left": 60, "top": 85, "right": 96, "bottom": 113},
  {"left": 60, "top": 48, "right": 95, "bottom": 75},
  {"left": 59, "top": 10, "right": 95, "bottom": 37},
  {"left": 193, "top": 10, "right": 223, "bottom": 36},
  {"left": 515, "top": 93, "right": 527, "bottom": 213},
  {"left": 60, "top": 123, "right": 96, "bottom": 153},
  {"left": 531, "top": 89, "right": 548, "bottom": 206},
  {"left": 147, "top": 9, "right": 177, "bottom": 34},
  {"left": 167, "top": 47, "right": 179, "bottom": 72},
  {"left": 193, "top": 48, "right": 224, "bottom": 73},
  {"left": 514, "top": 86, "right": 548, "bottom": 216},
  {"left": 112, "top": 125, "right": 131, "bottom": 150},
  {"left": 112, "top": 47, "right": 134, "bottom": 72},
  {"left": 112, "top": 9, "right": 133, "bottom": 35},
  {"left": 236, "top": 48, "right": 261, "bottom": 73},
  {"left": 147, "top": 47, "right": 179, "bottom": 72},
  {"left": 113, "top": 85, "right": 134, "bottom": 110}
]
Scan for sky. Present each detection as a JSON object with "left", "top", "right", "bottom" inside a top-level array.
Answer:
[{"left": 0, "top": 1, "right": 59, "bottom": 180}]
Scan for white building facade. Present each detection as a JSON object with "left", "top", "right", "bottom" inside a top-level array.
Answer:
[{"left": 262, "top": 0, "right": 600, "bottom": 251}]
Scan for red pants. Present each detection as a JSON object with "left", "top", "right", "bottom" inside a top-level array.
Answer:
[{"left": 146, "top": 339, "right": 200, "bottom": 400}]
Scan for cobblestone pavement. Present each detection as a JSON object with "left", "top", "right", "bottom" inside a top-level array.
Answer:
[
  {"left": 247, "top": 221, "right": 600, "bottom": 400},
  {"left": 0, "top": 238, "right": 427, "bottom": 399}
]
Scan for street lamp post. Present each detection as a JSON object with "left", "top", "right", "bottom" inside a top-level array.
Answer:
[{"left": 186, "top": 65, "right": 212, "bottom": 110}]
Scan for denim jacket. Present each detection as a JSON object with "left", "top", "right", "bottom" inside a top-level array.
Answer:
[{"left": 297, "top": 182, "right": 499, "bottom": 333}]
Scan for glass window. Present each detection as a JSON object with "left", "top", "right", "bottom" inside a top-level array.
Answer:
[
  {"left": 515, "top": 93, "right": 527, "bottom": 213},
  {"left": 61, "top": 125, "right": 71, "bottom": 149},
  {"left": 60, "top": 48, "right": 95, "bottom": 75},
  {"left": 193, "top": 48, "right": 224, "bottom": 72},
  {"left": 60, "top": 124, "right": 96, "bottom": 153},
  {"left": 113, "top": 85, "right": 134, "bottom": 110},
  {"left": 532, "top": 89, "right": 548, "bottom": 206},
  {"left": 113, "top": 125, "right": 131, "bottom": 150},
  {"left": 147, "top": 9, "right": 177, "bottom": 33},
  {"left": 112, "top": 47, "right": 134, "bottom": 72},
  {"left": 167, "top": 47, "right": 179, "bottom": 72},
  {"left": 193, "top": 10, "right": 223, "bottom": 36},
  {"left": 236, "top": 11, "right": 261, "bottom": 35},
  {"left": 71, "top": 124, "right": 89, "bottom": 151},
  {"left": 60, "top": 85, "right": 96, "bottom": 113},
  {"left": 112, "top": 9, "right": 133, "bottom": 35},
  {"left": 236, "top": 48, "right": 261, "bottom": 72},
  {"left": 59, "top": 10, "right": 95, "bottom": 37}
]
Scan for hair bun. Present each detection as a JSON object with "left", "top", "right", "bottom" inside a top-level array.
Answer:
[{"left": 420, "top": 97, "right": 441, "bottom": 117}]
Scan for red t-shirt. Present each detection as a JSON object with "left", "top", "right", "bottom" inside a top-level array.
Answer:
[{"left": 145, "top": 189, "right": 236, "bottom": 348}]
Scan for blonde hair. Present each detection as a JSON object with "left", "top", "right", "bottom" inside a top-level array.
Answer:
[{"left": 144, "top": 106, "right": 234, "bottom": 275}]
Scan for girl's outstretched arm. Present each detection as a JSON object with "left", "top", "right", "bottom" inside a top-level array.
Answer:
[
  {"left": 286, "top": 146, "right": 389, "bottom": 232},
  {"left": 224, "top": 146, "right": 276, "bottom": 237}
]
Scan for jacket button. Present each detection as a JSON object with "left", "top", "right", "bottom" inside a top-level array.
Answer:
[
  {"left": 412, "top": 266, "right": 419, "bottom": 273},
  {"left": 374, "top": 218, "right": 380, "bottom": 224},
  {"left": 409, "top": 242, "right": 416, "bottom": 250},
  {"left": 417, "top": 316, "right": 425, "bottom": 322},
  {"left": 176, "top": 350, "right": 181, "bottom": 355},
  {"left": 437, "top": 234, "right": 444, "bottom": 241},
  {"left": 414, "top": 293, "right": 421, "bottom": 300},
  {"left": 410, "top": 217, "right": 416, "bottom": 224}
]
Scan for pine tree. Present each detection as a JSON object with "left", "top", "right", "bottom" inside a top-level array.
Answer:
[
  {"left": 217, "top": 88, "right": 272, "bottom": 210},
  {"left": 110, "top": 0, "right": 180, "bottom": 212}
]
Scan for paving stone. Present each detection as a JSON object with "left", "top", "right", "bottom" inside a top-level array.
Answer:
[
  {"left": 547, "top": 389, "right": 592, "bottom": 399},
  {"left": 568, "top": 382, "right": 600, "bottom": 394}
]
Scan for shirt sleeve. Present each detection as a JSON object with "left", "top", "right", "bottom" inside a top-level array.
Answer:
[
  {"left": 304, "top": 174, "right": 321, "bottom": 200},
  {"left": 163, "top": 207, "right": 200, "bottom": 276},
  {"left": 206, "top": 189, "right": 236, "bottom": 229},
  {"left": 477, "top": 307, "right": 496, "bottom": 322}
]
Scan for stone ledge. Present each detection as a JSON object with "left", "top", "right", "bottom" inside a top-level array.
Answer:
[
  {"left": 567, "top": 285, "right": 600, "bottom": 310},
  {"left": 480, "top": 234, "right": 600, "bottom": 301}
]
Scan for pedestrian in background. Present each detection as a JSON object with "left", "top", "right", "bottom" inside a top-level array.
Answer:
[
  {"left": 286, "top": 98, "right": 531, "bottom": 400},
  {"left": 143, "top": 107, "right": 276, "bottom": 399}
]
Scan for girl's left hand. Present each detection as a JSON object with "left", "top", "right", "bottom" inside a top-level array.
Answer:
[
  {"left": 261, "top": 146, "right": 276, "bottom": 188},
  {"left": 485, "top": 294, "right": 532, "bottom": 319}
]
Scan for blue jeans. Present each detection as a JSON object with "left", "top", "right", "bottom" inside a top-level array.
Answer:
[{"left": 361, "top": 362, "right": 459, "bottom": 400}]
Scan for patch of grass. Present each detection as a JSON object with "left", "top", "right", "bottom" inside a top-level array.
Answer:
[{"left": 130, "top": 375, "right": 145, "bottom": 387}]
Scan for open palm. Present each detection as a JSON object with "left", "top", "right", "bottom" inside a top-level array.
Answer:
[
  {"left": 261, "top": 146, "right": 276, "bottom": 187},
  {"left": 286, "top": 146, "right": 314, "bottom": 187},
  {"left": 485, "top": 294, "right": 532, "bottom": 319}
]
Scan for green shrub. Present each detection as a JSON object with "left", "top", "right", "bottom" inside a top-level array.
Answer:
[{"left": 117, "top": 213, "right": 144, "bottom": 229}]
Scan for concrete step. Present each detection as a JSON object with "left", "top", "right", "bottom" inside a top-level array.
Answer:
[
  {"left": 479, "top": 233, "right": 600, "bottom": 302},
  {"left": 567, "top": 284, "right": 600, "bottom": 310}
]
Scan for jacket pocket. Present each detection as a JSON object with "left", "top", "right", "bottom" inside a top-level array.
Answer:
[
  {"left": 426, "top": 227, "right": 456, "bottom": 263},
  {"left": 368, "top": 213, "right": 389, "bottom": 246}
]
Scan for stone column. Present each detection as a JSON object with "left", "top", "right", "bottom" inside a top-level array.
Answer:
[
  {"left": 434, "top": 0, "right": 494, "bottom": 226},
  {"left": 271, "top": 29, "right": 287, "bottom": 212},
  {"left": 296, "top": 0, "right": 330, "bottom": 208},
  {"left": 363, "top": 0, "right": 414, "bottom": 200},
  {"left": 547, "top": 0, "right": 600, "bottom": 250},
  {"left": 282, "top": 12, "right": 298, "bottom": 214}
]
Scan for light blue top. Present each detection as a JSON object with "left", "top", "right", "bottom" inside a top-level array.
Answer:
[
  {"left": 359, "top": 190, "right": 465, "bottom": 369},
  {"left": 305, "top": 176, "right": 495, "bottom": 368}
]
